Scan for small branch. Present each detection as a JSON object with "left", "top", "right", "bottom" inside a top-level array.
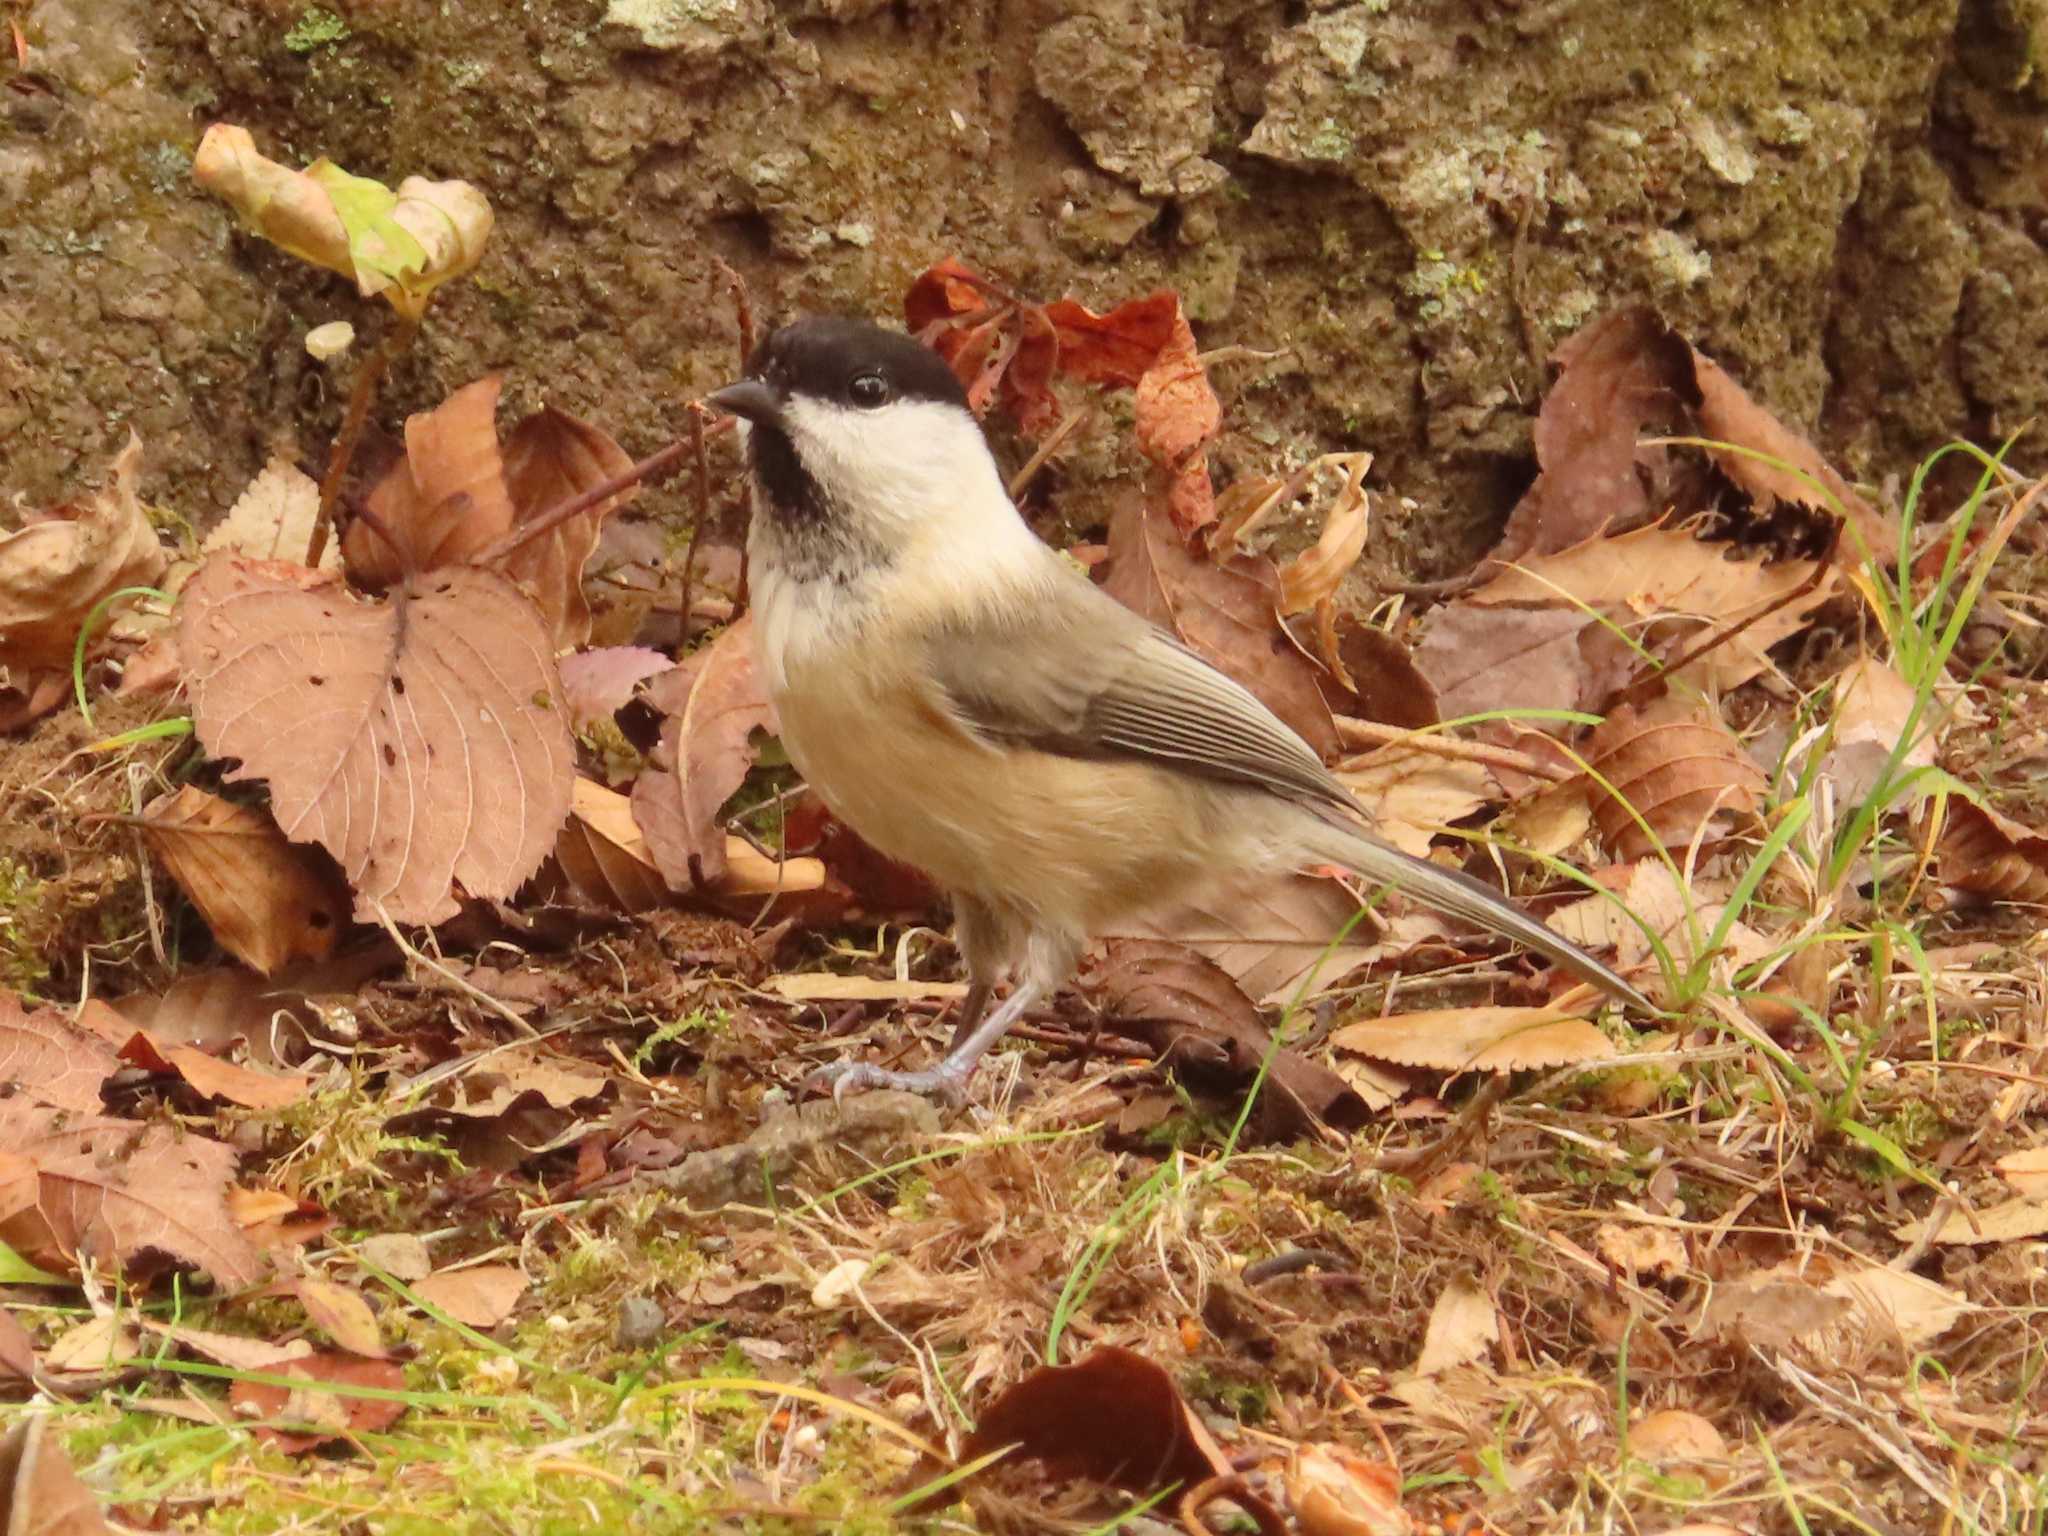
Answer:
[
  {"left": 677, "top": 404, "right": 711, "bottom": 646},
  {"left": 1006, "top": 401, "right": 1093, "bottom": 501},
  {"left": 471, "top": 430, "right": 713, "bottom": 571},
  {"left": 711, "top": 254, "right": 756, "bottom": 367},
  {"left": 308, "top": 314, "right": 418, "bottom": 569},
  {"left": 1332, "top": 716, "right": 1573, "bottom": 783}
]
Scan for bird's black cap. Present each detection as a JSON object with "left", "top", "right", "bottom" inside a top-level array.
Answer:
[{"left": 735, "top": 316, "right": 969, "bottom": 415}]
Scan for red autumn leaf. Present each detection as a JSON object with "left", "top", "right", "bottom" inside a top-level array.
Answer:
[{"left": 228, "top": 1352, "right": 408, "bottom": 1452}]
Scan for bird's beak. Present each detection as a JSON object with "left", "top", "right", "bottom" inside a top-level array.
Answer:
[{"left": 707, "top": 379, "right": 784, "bottom": 428}]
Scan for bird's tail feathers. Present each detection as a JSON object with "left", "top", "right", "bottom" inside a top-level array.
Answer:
[{"left": 1303, "top": 818, "right": 1654, "bottom": 1013}]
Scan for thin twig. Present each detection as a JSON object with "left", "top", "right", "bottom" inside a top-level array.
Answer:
[
  {"left": 1332, "top": 716, "right": 1574, "bottom": 782},
  {"left": 471, "top": 432, "right": 708, "bottom": 570},
  {"left": 711, "top": 254, "right": 756, "bottom": 366},
  {"left": 369, "top": 902, "right": 538, "bottom": 1039},
  {"left": 308, "top": 314, "right": 418, "bottom": 568},
  {"left": 1006, "top": 401, "right": 1094, "bottom": 501},
  {"left": 677, "top": 404, "right": 712, "bottom": 646}
]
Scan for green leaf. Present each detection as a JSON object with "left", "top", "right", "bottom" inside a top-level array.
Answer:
[
  {"left": 0, "top": 1238, "right": 67, "bottom": 1287},
  {"left": 308, "top": 160, "right": 427, "bottom": 289}
]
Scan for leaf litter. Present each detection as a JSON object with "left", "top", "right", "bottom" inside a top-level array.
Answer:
[{"left": 0, "top": 248, "right": 2043, "bottom": 1536}]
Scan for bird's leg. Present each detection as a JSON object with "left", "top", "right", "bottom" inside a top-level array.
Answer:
[
  {"left": 805, "top": 979, "right": 1047, "bottom": 1107},
  {"left": 946, "top": 981, "right": 993, "bottom": 1054}
]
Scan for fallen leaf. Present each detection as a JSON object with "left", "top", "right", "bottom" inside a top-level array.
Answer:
[
  {"left": 1333, "top": 1006, "right": 1614, "bottom": 1073},
  {"left": 1548, "top": 862, "right": 1767, "bottom": 998},
  {"left": 810, "top": 1257, "right": 869, "bottom": 1309},
  {"left": 41, "top": 1313, "right": 140, "bottom": 1374},
  {"left": 1681, "top": 343, "right": 1891, "bottom": 564},
  {"left": 140, "top": 786, "right": 351, "bottom": 974},
  {"left": 766, "top": 975, "right": 968, "bottom": 1003},
  {"left": 1411, "top": 602, "right": 1601, "bottom": 726},
  {"left": 344, "top": 377, "right": 511, "bottom": 585},
  {"left": 292, "top": 1276, "right": 386, "bottom": 1358},
  {"left": 0, "top": 1307, "right": 34, "bottom": 1382},
  {"left": 1630, "top": 1409, "right": 1726, "bottom": 1462},
  {"left": 498, "top": 405, "right": 639, "bottom": 648},
  {"left": 407, "top": 1046, "right": 607, "bottom": 1121},
  {"left": 0, "top": 1099, "right": 265, "bottom": 1288},
  {"left": 110, "top": 948, "right": 400, "bottom": 1071},
  {"left": 1893, "top": 1196, "right": 2048, "bottom": 1247},
  {"left": 0, "top": 1416, "right": 113, "bottom": 1536},
  {"left": 177, "top": 555, "right": 575, "bottom": 926},
  {"left": 1593, "top": 1222, "right": 1689, "bottom": 1281},
  {"left": 1819, "top": 656, "right": 1937, "bottom": 809},
  {"left": 631, "top": 617, "right": 776, "bottom": 890},
  {"left": 952, "top": 1346, "right": 1228, "bottom": 1497},
  {"left": 1120, "top": 868, "right": 1381, "bottom": 1006},
  {"left": 550, "top": 777, "right": 673, "bottom": 913},
  {"left": 1084, "top": 940, "right": 1370, "bottom": 1135},
  {"left": 358, "top": 1234, "right": 433, "bottom": 1283},
  {"left": 1310, "top": 610, "right": 1440, "bottom": 729},
  {"left": 0, "top": 432, "right": 170, "bottom": 672},
  {"left": 1995, "top": 1148, "right": 2048, "bottom": 1198},
  {"left": 558, "top": 646, "right": 672, "bottom": 732},
  {"left": 1411, "top": 1281, "right": 1498, "bottom": 1376},
  {"left": 134, "top": 1318, "right": 312, "bottom": 1373},
  {"left": 411, "top": 1264, "right": 527, "bottom": 1328},
  {"left": 1102, "top": 496, "right": 1338, "bottom": 758},
  {"left": 228, "top": 1351, "right": 408, "bottom": 1452},
  {"left": 195, "top": 124, "right": 491, "bottom": 321},
  {"left": 203, "top": 455, "right": 338, "bottom": 570},
  {"left": 1274, "top": 455, "right": 1371, "bottom": 614},
  {"left": 105, "top": 1020, "right": 311, "bottom": 1111},
  {"left": 1285, "top": 1444, "right": 1411, "bottom": 1536},
  {"left": 1332, "top": 742, "right": 1496, "bottom": 859},
  {"left": 0, "top": 992, "right": 119, "bottom": 1114},
  {"left": 1939, "top": 799, "right": 2048, "bottom": 904},
  {"left": 1492, "top": 307, "right": 1681, "bottom": 563},
  {"left": 1583, "top": 693, "right": 1766, "bottom": 860}
]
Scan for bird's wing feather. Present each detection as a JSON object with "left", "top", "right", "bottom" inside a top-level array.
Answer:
[{"left": 926, "top": 582, "right": 1353, "bottom": 814}]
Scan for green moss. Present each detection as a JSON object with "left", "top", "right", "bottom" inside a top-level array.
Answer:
[
  {"left": 282, "top": 8, "right": 351, "bottom": 54},
  {"left": 0, "top": 856, "right": 52, "bottom": 996}
]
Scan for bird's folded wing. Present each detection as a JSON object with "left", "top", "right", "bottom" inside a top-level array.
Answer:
[{"left": 928, "top": 612, "right": 1354, "bottom": 816}]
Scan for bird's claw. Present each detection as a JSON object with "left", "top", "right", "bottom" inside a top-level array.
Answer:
[{"left": 802, "top": 1058, "right": 972, "bottom": 1109}]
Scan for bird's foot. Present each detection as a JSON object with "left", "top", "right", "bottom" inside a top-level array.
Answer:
[{"left": 802, "top": 1057, "right": 973, "bottom": 1109}]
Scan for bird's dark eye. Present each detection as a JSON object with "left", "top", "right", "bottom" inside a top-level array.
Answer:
[{"left": 849, "top": 371, "right": 889, "bottom": 408}]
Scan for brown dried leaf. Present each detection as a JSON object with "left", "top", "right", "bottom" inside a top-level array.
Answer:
[
  {"left": 140, "top": 786, "right": 350, "bottom": 975},
  {"left": 499, "top": 405, "right": 638, "bottom": 648},
  {"left": 1275, "top": 455, "right": 1371, "bottom": 614},
  {"left": 1593, "top": 1222, "right": 1689, "bottom": 1281},
  {"left": 631, "top": 617, "right": 776, "bottom": 890},
  {"left": 1583, "top": 694, "right": 1765, "bottom": 860},
  {"left": 1893, "top": 1196, "right": 2048, "bottom": 1247},
  {"left": 1683, "top": 345, "right": 1891, "bottom": 564},
  {"left": 1939, "top": 799, "right": 2048, "bottom": 904},
  {"left": 104, "top": 1017, "right": 310, "bottom": 1112},
  {"left": 1331, "top": 743, "right": 1496, "bottom": 859},
  {"left": 1494, "top": 307, "right": 1682, "bottom": 562},
  {"left": 550, "top": 777, "right": 672, "bottom": 913},
  {"left": 344, "top": 377, "right": 513, "bottom": 586},
  {"left": 1120, "top": 869, "right": 1379, "bottom": 1006},
  {"left": 1285, "top": 1444, "right": 1412, "bottom": 1536},
  {"left": 1309, "top": 610, "right": 1439, "bottom": 730},
  {"left": 1411, "top": 1281, "right": 1498, "bottom": 1375},
  {"left": 203, "top": 455, "right": 338, "bottom": 571},
  {"left": 228, "top": 1351, "right": 407, "bottom": 1453},
  {"left": 1103, "top": 496, "right": 1338, "bottom": 758},
  {"left": 411, "top": 1264, "right": 527, "bottom": 1328},
  {"left": 292, "top": 1276, "right": 386, "bottom": 1358},
  {"left": 1821, "top": 655, "right": 1936, "bottom": 808},
  {"left": 1995, "top": 1148, "right": 2048, "bottom": 1198},
  {"left": 557, "top": 646, "right": 672, "bottom": 733},
  {"left": 1084, "top": 940, "right": 1370, "bottom": 1136},
  {"left": 0, "top": 1099, "right": 264, "bottom": 1288},
  {"left": 0, "top": 1307, "right": 35, "bottom": 1383},
  {"left": 0, "top": 993, "right": 119, "bottom": 1114},
  {"left": 1630, "top": 1410, "right": 1726, "bottom": 1463},
  {"left": 956, "top": 1345, "right": 1229, "bottom": 1497},
  {"left": 1411, "top": 603, "right": 1597, "bottom": 725},
  {"left": 1457, "top": 523, "right": 1837, "bottom": 700},
  {"left": 0, "top": 433, "right": 170, "bottom": 672},
  {"left": 1332, "top": 1005, "right": 1614, "bottom": 1073},
  {"left": 177, "top": 555, "right": 576, "bottom": 925},
  {"left": 0, "top": 1417, "right": 114, "bottom": 1536}
]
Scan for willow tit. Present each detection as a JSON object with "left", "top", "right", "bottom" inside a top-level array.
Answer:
[{"left": 709, "top": 317, "right": 1650, "bottom": 1104}]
